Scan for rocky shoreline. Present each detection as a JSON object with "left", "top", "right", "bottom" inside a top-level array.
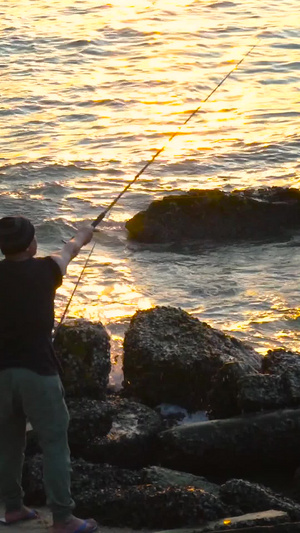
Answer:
[{"left": 23, "top": 308, "right": 300, "bottom": 530}]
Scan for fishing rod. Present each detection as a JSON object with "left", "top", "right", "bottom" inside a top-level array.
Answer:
[{"left": 55, "top": 40, "right": 259, "bottom": 334}]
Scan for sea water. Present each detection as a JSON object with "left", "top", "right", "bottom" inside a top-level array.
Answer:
[{"left": 1, "top": 0, "right": 300, "bottom": 387}]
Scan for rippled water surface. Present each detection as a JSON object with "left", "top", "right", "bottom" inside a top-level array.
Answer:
[{"left": 1, "top": 1, "right": 300, "bottom": 384}]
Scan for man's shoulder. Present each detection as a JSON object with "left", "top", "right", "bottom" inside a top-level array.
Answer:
[
  {"left": 34, "top": 255, "right": 57, "bottom": 265},
  {"left": 33, "top": 256, "right": 51, "bottom": 264}
]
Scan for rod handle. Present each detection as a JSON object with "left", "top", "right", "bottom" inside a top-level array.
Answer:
[{"left": 91, "top": 210, "right": 106, "bottom": 228}]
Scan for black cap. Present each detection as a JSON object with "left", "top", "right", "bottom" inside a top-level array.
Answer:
[{"left": 0, "top": 216, "right": 35, "bottom": 255}]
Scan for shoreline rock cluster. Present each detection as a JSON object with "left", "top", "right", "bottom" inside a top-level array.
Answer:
[{"left": 23, "top": 308, "right": 300, "bottom": 530}]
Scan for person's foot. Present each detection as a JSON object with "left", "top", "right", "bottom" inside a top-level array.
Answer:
[
  {"left": 51, "top": 515, "right": 98, "bottom": 533},
  {"left": 4, "top": 505, "right": 39, "bottom": 524}
]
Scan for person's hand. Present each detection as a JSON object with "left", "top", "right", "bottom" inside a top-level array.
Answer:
[{"left": 76, "top": 226, "right": 94, "bottom": 246}]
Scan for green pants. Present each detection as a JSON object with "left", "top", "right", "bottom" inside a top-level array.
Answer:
[{"left": 0, "top": 368, "right": 75, "bottom": 522}]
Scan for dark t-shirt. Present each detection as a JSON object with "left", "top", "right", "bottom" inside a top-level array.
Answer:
[{"left": 0, "top": 256, "right": 62, "bottom": 375}]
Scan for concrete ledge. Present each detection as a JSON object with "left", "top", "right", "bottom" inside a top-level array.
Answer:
[
  {"left": 0, "top": 505, "right": 152, "bottom": 532},
  {"left": 155, "top": 510, "right": 290, "bottom": 533}
]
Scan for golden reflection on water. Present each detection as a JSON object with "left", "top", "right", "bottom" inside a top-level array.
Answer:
[
  {"left": 2, "top": 0, "right": 300, "bottom": 354},
  {"left": 56, "top": 259, "right": 153, "bottom": 326}
]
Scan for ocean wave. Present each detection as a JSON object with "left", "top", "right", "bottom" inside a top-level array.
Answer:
[{"left": 0, "top": 160, "right": 100, "bottom": 180}]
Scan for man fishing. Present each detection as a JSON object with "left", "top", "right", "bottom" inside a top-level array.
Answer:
[{"left": 0, "top": 216, "right": 98, "bottom": 533}]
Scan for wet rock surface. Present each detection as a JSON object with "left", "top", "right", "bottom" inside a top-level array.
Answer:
[
  {"left": 123, "top": 306, "right": 261, "bottom": 410},
  {"left": 158, "top": 407, "right": 300, "bottom": 477},
  {"left": 53, "top": 318, "right": 111, "bottom": 399},
  {"left": 71, "top": 396, "right": 163, "bottom": 468},
  {"left": 125, "top": 187, "right": 300, "bottom": 243}
]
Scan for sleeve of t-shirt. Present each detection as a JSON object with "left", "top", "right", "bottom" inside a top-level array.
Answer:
[{"left": 45, "top": 256, "right": 63, "bottom": 289}]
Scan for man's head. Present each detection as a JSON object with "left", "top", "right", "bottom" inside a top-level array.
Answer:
[{"left": 0, "top": 216, "right": 36, "bottom": 257}]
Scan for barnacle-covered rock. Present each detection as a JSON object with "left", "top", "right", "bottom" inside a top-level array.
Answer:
[
  {"left": 23, "top": 456, "right": 228, "bottom": 528},
  {"left": 67, "top": 398, "right": 113, "bottom": 457},
  {"left": 208, "top": 350, "right": 300, "bottom": 419},
  {"left": 80, "top": 396, "right": 163, "bottom": 468},
  {"left": 263, "top": 349, "right": 300, "bottom": 404},
  {"left": 158, "top": 408, "right": 300, "bottom": 477},
  {"left": 25, "top": 398, "right": 113, "bottom": 458},
  {"left": 207, "top": 361, "right": 261, "bottom": 419},
  {"left": 125, "top": 187, "right": 300, "bottom": 243},
  {"left": 53, "top": 318, "right": 111, "bottom": 399},
  {"left": 74, "top": 484, "right": 227, "bottom": 529},
  {"left": 23, "top": 455, "right": 143, "bottom": 508},
  {"left": 25, "top": 395, "right": 162, "bottom": 469},
  {"left": 236, "top": 373, "right": 290, "bottom": 413},
  {"left": 123, "top": 306, "right": 262, "bottom": 410},
  {"left": 141, "top": 465, "right": 220, "bottom": 495},
  {"left": 23, "top": 456, "right": 300, "bottom": 528},
  {"left": 220, "top": 479, "right": 300, "bottom": 521}
]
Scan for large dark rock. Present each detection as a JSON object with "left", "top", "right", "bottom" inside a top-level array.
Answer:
[
  {"left": 125, "top": 187, "right": 300, "bottom": 243},
  {"left": 74, "top": 484, "right": 227, "bottom": 529},
  {"left": 158, "top": 408, "right": 300, "bottom": 477},
  {"left": 53, "top": 319, "right": 111, "bottom": 399},
  {"left": 123, "top": 306, "right": 261, "bottom": 410},
  {"left": 23, "top": 456, "right": 300, "bottom": 529},
  {"left": 23, "top": 456, "right": 228, "bottom": 528}
]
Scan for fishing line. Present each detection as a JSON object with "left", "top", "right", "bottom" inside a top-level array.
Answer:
[
  {"left": 55, "top": 39, "right": 259, "bottom": 334},
  {"left": 54, "top": 243, "right": 96, "bottom": 339}
]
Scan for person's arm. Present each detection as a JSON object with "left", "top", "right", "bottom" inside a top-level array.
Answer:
[{"left": 51, "top": 226, "right": 94, "bottom": 275}]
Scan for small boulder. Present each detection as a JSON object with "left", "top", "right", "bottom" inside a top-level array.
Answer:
[
  {"left": 208, "top": 350, "right": 300, "bottom": 419},
  {"left": 237, "top": 373, "right": 289, "bottom": 413},
  {"left": 67, "top": 398, "right": 113, "bottom": 457},
  {"left": 263, "top": 349, "right": 300, "bottom": 404},
  {"left": 75, "top": 396, "right": 163, "bottom": 468}
]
